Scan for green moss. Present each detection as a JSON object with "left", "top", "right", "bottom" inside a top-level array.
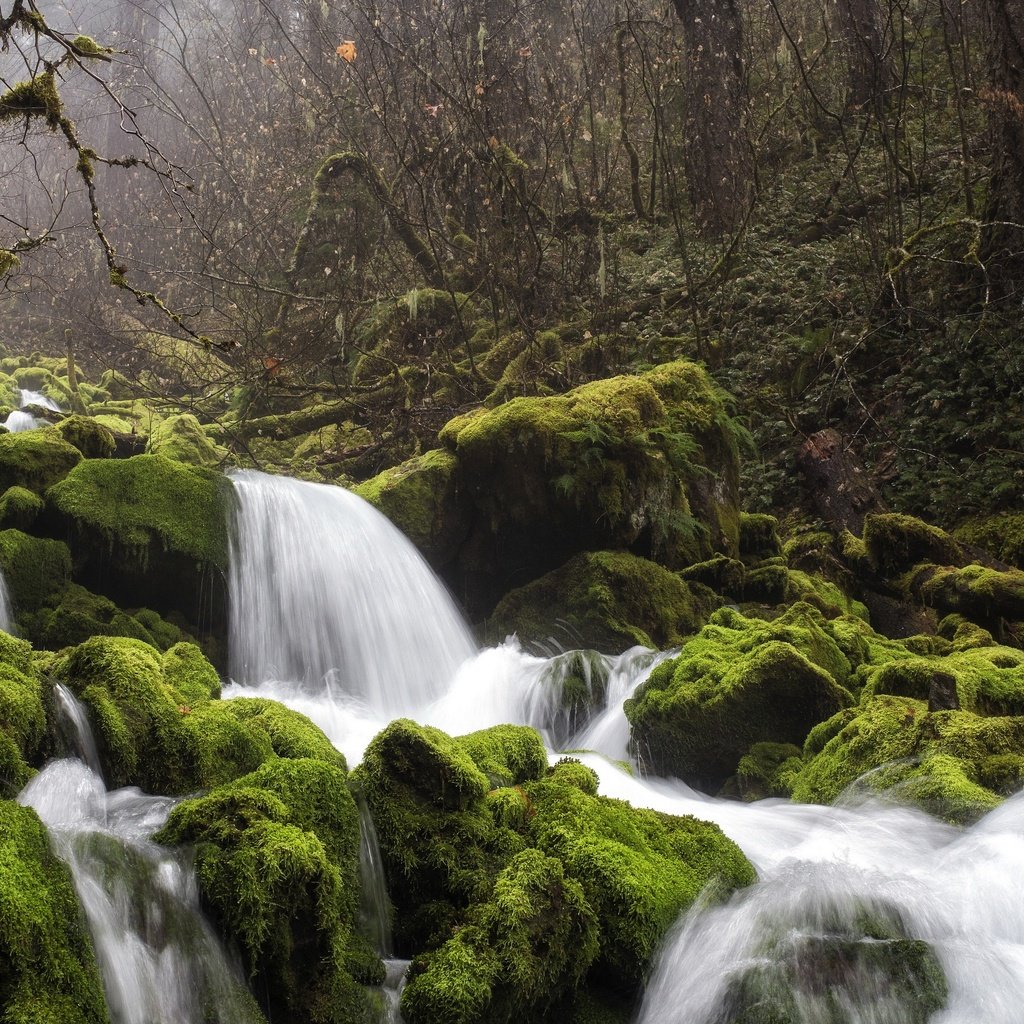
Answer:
[
  {"left": 53, "top": 416, "right": 116, "bottom": 459},
  {"left": 679, "top": 554, "right": 746, "bottom": 598},
  {"left": 457, "top": 725, "right": 548, "bottom": 788},
  {"left": 0, "top": 530, "right": 71, "bottom": 613},
  {"left": 0, "top": 801, "right": 110, "bottom": 1023},
  {"left": 147, "top": 413, "right": 224, "bottom": 467},
  {"left": 910, "top": 563, "right": 1024, "bottom": 623},
  {"left": 625, "top": 604, "right": 854, "bottom": 787},
  {"left": 0, "top": 634, "right": 44, "bottom": 793},
  {"left": 46, "top": 453, "right": 230, "bottom": 568},
  {"left": 785, "top": 569, "right": 870, "bottom": 620},
  {"left": 863, "top": 513, "right": 965, "bottom": 574},
  {"left": 0, "top": 427, "right": 81, "bottom": 494},
  {"left": 791, "top": 696, "right": 1024, "bottom": 822},
  {"left": 734, "top": 742, "right": 804, "bottom": 800},
  {"left": 486, "top": 550, "right": 712, "bottom": 652},
  {"left": 216, "top": 697, "right": 347, "bottom": 768},
  {"left": 155, "top": 758, "right": 368, "bottom": 1024},
  {"left": 739, "top": 512, "right": 781, "bottom": 561},
  {"left": 354, "top": 448, "right": 465, "bottom": 560},
  {"left": 955, "top": 512, "right": 1024, "bottom": 568},
  {"left": 0, "top": 486, "right": 42, "bottom": 531}
]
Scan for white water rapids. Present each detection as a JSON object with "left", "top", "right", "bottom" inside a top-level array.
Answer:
[
  {"left": 16, "top": 467, "right": 1024, "bottom": 1023},
  {"left": 3, "top": 387, "right": 62, "bottom": 433}
]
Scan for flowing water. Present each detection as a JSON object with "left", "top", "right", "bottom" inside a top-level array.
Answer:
[
  {"left": 222, "top": 468, "right": 1024, "bottom": 1023},
  {"left": 20, "top": 691, "right": 260, "bottom": 1024},
  {"left": 0, "top": 568, "right": 12, "bottom": 634},
  {"left": 3, "top": 388, "right": 62, "bottom": 432}
]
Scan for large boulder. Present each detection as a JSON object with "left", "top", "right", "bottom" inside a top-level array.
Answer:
[
  {"left": 352, "top": 720, "right": 754, "bottom": 1024},
  {"left": 44, "top": 453, "right": 231, "bottom": 631},
  {"left": 625, "top": 604, "right": 855, "bottom": 790},
  {"left": 359, "top": 361, "right": 745, "bottom": 618}
]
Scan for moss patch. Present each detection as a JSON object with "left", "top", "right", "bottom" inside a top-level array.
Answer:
[{"left": 0, "top": 427, "right": 81, "bottom": 494}]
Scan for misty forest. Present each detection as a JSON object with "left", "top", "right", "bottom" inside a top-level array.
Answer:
[{"left": 1, "top": 0, "right": 1024, "bottom": 1021}]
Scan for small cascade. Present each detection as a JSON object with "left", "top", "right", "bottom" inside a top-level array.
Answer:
[
  {"left": 53, "top": 684, "right": 104, "bottom": 776},
  {"left": 19, "top": 760, "right": 262, "bottom": 1024},
  {"left": 0, "top": 568, "right": 12, "bottom": 634},
  {"left": 227, "top": 469, "right": 476, "bottom": 718},
  {"left": 357, "top": 800, "right": 394, "bottom": 957},
  {"left": 3, "top": 388, "right": 61, "bottom": 433},
  {"left": 357, "top": 800, "right": 411, "bottom": 1022}
]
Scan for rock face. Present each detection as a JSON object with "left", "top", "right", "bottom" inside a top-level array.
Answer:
[{"left": 358, "top": 361, "right": 745, "bottom": 619}]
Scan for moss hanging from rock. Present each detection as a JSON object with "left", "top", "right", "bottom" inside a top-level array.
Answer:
[
  {"left": 0, "top": 486, "right": 42, "bottom": 531},
  {"left": 0, "top": 530, "right": 71, "bottom": 615},
  {"left": 0, "top": 633, "right": 45, "bottom": 793}
]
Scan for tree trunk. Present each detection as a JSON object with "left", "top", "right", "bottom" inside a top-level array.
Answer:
[
  {"left": 671, "top": 0, "right": 753, "bottom": 237},
  {"left": 836, "top": 0, "right": 892, "bottom": 112},
  {"left": 980, "top": 0, "right": 1024, "bottom": 295}
]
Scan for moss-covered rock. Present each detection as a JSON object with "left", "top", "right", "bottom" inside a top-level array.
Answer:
[
  {"left": 0, "top": 426, "right": 81, "bottom": 494},
  {"left": 355, "top": 448, "right": 468, "bottom": 565},
  {"left": 863, "top": 513, "right": 965, "bottom": 574},
  {"left": 485, "top": 550, "right": 712, "bottom": 652},
  {"left": 908, "top": 563, "right": 1024, "bottom": 625},
  {"left": 719, "top": 896, "right": 947, "bottom": 1024},
  {"left": 0, "top": 801, "right": 110, "bottom": 1024},
  {"left": 53, "top": 416, "right": 116, "bottom": 459},
  {"left": 155, "top": 757, "right": 371, "bottom": 1024},
  {"left": 955, "top": 512, "right": 1024, "bottom": 569},
  {"left": 792, "top": 695, "right": 1024, "bottom": 822},
  {"left": 738, "top": 512, "right": 782, "bottom": 562},
  {"left": 45, "top": 454, "right": 230, "bottom": 628},
  {"left": 0, "top": 633, "right": 45, "bottom": 792},
  {"left": 357, "top": 720, "right": 754, "bottom": 1024},
  {"left": 0, "top": 485, "right": 42, "bottom": 531},
  {"left": 733, "top": 741, "right": 804, "bottom": 800},
  {"left": 18, "top": 582, "right": 186, "bottom": 653},
  {"left": 434, "top": 361, "right": 745, "bottom": 617},
  {"left": 0, "top": 529, "right": 71, "bottom": 614},
  {"left": 147, "top": 413, "right": 224, "bottom": 467},
  {"left": 625, "top": 604, "right": 855, "bottom": 789}
]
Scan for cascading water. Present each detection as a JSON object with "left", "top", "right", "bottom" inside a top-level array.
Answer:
[
  {"left": 226, "top": 469, "right": 475, "bottom": 721},
  {"left": 20, "top": 690, "right": 262, "bottom": 1024},
  {"left": 2, "top": 388, "right": 61, "bottom": 432},
  {"left": 221, "top": 468, "right": 1024, "bottom": 1023},
  {"left": 0, "top": 568, "right": 12, "bottom": 634}
]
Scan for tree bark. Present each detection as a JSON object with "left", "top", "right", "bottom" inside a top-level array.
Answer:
[
  {"left": 836, "top": 0, "right": 892, "bottom": 112},
  {"left": 671, "top": 0, "right": 753, "bottom": 237},
  {"left": 980, "top": 0, "right": 1024, "bottom": 295}
]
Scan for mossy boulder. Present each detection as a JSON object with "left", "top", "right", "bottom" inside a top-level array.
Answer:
[
  {"left": 0, "top": 427, "right": 81, "bottom": 494},
  {"left": 485, "top": 550, "right": 713, "bottom": 652},
  {"left": 718, "top": 895, "right": 947, "bottom": 1024},
  {"left": 0, "top": 633, "right": 45, "bottom": 792},
  {"left": 0, "top": 801, "right": 110, "bottom": 1024},
  {"left": 738, "top": 512, "right": 782, "bottom": 562},
  {"left": 155, "top": 757, "right": 372, "bottom": 1024},
  {"left": 355, "top": 448, "right": 468, "bottom": 565},
  {"left": 18, "top": 582, "right": 187, "bottom": 653},
  {"left": 433, "top": 361, "right": 744, "bottom": 616},
  {"left": 0, "top": 486, "right": 42, "bottom": 531},
  {"left": 907, "top": 563, "right": 1024, "bottom": 626},
  {"left": 53, "top": 416, "right": 116, "bottom": 459},
  {"left": 792, "top": 695, "right": 1024, "bottom": 822},
  {"left": 48, "top": 636, "right": 338, "bottom": 794},
  {"left": 356, "top": 720, "right": 754, "bottom": 1024},
  {"left": 0, "top": 529, "right": 71, "bottom": 614},
  {"left": 863, "top": 513, "right": 965, "bottom": 574},
  {"left": 45, "top": 454, "right": 231, "bottom": 629},
  {"left": 625, "top": 604, "right": 855, "bottom": 789},
  {"left": 733, "top": 741, "right": 804, "bottom": 800},
  {"left": 147, "top": 412, "right": 224, "bottom": 467}
]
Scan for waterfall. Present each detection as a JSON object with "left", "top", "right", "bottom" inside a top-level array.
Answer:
[
  {"left": 3, "top": 388, "right": 62, "bottom": 433},
  {"left": 19, "top": 687, "right": 262, "bottom": 1024},
  {"left": 0, "top": 569, "right": 12, "bottom": 634},
  {"left": 226, "top": 469, "right": 476, "bottom": 719}
]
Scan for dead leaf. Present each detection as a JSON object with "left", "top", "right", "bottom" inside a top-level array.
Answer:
[{"left": 336, "top": 40, "right": 357, "bottom": 62}]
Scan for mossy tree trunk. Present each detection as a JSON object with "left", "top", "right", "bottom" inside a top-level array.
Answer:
[{"left": 670, "top": 0, "right": 753, "bottom": 237}]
